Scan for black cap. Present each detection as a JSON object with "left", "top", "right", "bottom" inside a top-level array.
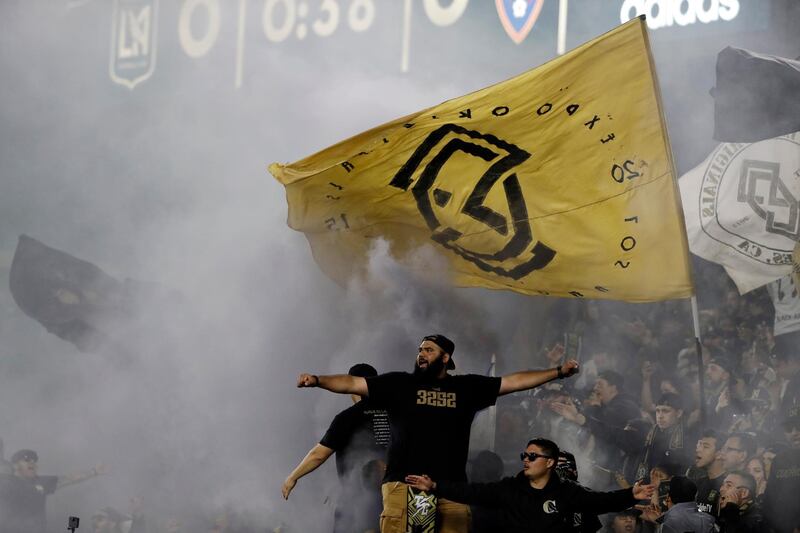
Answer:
[
  {"left": 348, "top": 363, "right": 378, "bottom": 378},
  {"left": 556, "top": 451, "right": 578, "bottom": 482},
  {"left": 10, "top": 449, "right": 38, "bottom": 463},
  {"left": 597, "top": 370, "right": 624, "bottom": 390},
  {"left": 422, "top": 334, "right": 455, "bottom": 369},
  {"left": 709, "top": 354, "right": 736, "bottom": 377}
]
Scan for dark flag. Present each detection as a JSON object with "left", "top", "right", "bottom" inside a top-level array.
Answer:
[
  {"left": 713, "top": 46, "right": 800, "bottom": 143},
  {"left": 9, "top": 235, "right": 174, "bottom": 353}
]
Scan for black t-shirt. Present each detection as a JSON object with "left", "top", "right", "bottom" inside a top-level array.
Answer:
[
  {"left": 695, "top": 472, "right": 725, "bottom": 517},
  {"left": 0, "top": 474, "right": 58, "bottom": 533},
  {"left": 763, "top": 448, "right": 800, "bottom": 533},
  {"left": 319, "top": 399, "right": 390, "bottom": 481},
  {"left": 366, "top": 372, "right": 501, "bottom": 483}
]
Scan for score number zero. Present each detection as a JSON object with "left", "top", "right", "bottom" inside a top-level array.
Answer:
[
  {"left": 262, "top": 0, "right": 469, "bottom": 42},
  {"left": 177, "top": 0, "right": 470, "bottom": 80}
]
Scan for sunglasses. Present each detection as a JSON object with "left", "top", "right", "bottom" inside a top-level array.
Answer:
[{"left": 520, "top": 451, "right": 552, "bottom": 462}]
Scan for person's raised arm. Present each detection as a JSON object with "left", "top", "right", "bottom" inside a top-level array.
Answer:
[
  {"left": 498, "top": 359, "right": 579, "bottom": 396},
  {"left": 56, "top": 463, "right": 107, "bottom": 490},
  {"left": 296, "top": 373, "right": 368, "bottom": 396},
  {"left": 405, "top": 475, "right": 506, "bottom": 508},
  {"left": 571, "top": 480, "right": 654, "bottom": 515},
  {"left": 282, "top": 444, "right": 335, "bottom": 500}
]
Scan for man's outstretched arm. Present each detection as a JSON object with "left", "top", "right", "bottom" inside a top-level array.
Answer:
[
  {"left": 56, "top": 463, "right": 107, "bottom": 490},
  {"left": 405, "top": 474, "right": 507, "bottom": 508},
  {"left": 498, "top": 359, "right": 579, "bottom": 396},
  {"left": 282, "top": 444, "right": 334, "bottom": 500},
  {"left": 296, "top": 373, "right": 368, "bottom": 396}
]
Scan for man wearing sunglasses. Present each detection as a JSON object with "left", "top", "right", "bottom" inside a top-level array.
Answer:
[
  {"left": 296, "top": 335, "right": 579, "bottom": 533},
  {"left": 0, "top": 449, "right": 107, "bottom": 533},
  {"left": 405, "top": 438, "right": 653, "bottom": 533}
]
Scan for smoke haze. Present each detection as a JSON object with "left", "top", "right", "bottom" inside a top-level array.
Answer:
[{"left": 0, "top": 1, "right": 798, "bottom": 531}]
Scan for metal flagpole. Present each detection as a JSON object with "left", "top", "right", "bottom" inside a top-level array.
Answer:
[
  {"left": 691, "top": 295, "right": 706, "bottom": 429},
  {"left": 487, "top": 353, "right": 497, "bottom": 452}
]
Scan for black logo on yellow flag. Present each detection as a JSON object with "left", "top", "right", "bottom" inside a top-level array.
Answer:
[{"left": 389, "top": 124, "right": 556, "bottom": 280}]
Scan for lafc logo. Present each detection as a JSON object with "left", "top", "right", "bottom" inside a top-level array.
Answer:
[
  {"left": 543, "top": 499, "right": 558, "bottom": 514},
  {"left": 738, "top": 159, "right": 800, "bottom": 241},
  {"left": 110, "top": 0, "right": 159, "bottom": 89},
  {"left": 698, "top": 133, "right": 800, "bottom": 266},
  {"left": 412, "top": 494, "right": 434, "bottom": 515},
  {"left": 390, "top": 124, "right": 556, "bottom": 280}
]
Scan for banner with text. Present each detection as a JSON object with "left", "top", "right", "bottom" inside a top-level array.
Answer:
[
  {"left": 270, "top": 17, "right": 693, "bottom": 302},
  {"left": 680, "top": 132, "right": 800, "bottom": 293}
]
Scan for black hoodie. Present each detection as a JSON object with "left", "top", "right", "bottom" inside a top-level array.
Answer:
[{"left": 436, "top": 471, "right": 638, "bottom": 533}]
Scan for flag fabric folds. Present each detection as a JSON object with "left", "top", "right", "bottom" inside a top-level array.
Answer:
[
  {"left": 270, "top": 17, "right": 693, "bottom": 302},
  {"left": 795, "top": 241, "right": 800, "bottom": 287},
  {"left": 679, "top": 132, "right": 800, "bottom": 294},
  {"left": 766, "top": 274, "right": 800, "bottom": 337},
  {"left": 9, "top": 234, "right": 176, "bottom": 353},
  {"left": 713, "top": 47, "right": 800, "bottom": 143}
]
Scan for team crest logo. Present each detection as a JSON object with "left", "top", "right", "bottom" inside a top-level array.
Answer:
[
  {"left": 496, "top": 0, "right": 545, "bottom": 44},
  {"left": 698, "top": 133, "right": 800, "bottom": 266},
  {"left": 543, "top": 499, "right": 558, "bottom": 514},
  {"left": 109, "top": 0, "right": 159, "bottom": 89},
  {"left": 389, "top": 124, "right": 556, "bottom": 280},
  {"left": 407, "top": 487, "right": 437, "bottom": 533}
]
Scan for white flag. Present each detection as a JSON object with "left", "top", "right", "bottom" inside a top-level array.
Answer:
[
  {"left": 766, "top": 274, "right": 800, "bottom": 336},
  {"left": 679, "top": 132, "right": 800, "bottom": 293}
]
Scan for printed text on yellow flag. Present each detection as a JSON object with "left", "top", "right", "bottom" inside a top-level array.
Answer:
[{"left": 270, "top": 17, "right": 693, "bottom": 302}]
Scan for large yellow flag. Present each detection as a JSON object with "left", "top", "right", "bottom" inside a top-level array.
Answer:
[{"left": 270, "top": 17, "right": 693, "bottom": 302}]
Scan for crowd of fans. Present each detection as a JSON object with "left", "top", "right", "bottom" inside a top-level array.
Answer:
[
  {"left": 489, "top": 269, "right": 800, "bottom": 532},
  {"left": 1, "top": 263, "right": 799, "bottom": 532}
]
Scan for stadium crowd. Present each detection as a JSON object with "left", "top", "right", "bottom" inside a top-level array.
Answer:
[{"left": 2, "top": 264, "right": 799, "bottom": 533}]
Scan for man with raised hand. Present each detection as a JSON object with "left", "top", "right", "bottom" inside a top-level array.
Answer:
[
  {"left": 283, "top": 363, "right": 389, "bottom": 533},
  {"left": 717, "top": 471, "right": 764, "bottom": 532},
  {"left": 0, "top": 449, "right": 107, "bottom": 533},
  {"left": 295, "top": 334, "right": 579, "bottom": 533},
  {"left": 404, "top": 438, "right": 652, "bottom": 533}
]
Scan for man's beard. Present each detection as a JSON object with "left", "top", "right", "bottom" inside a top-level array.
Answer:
[{"left": 413, "top": 356, "right": 446, "bottom": 377}]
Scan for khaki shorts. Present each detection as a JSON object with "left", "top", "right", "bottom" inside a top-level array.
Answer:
[{"left": 380, "top": 481, "right": 470, "bottom": 533}]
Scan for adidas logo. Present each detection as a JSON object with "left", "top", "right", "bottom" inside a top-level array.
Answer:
[{"left": 620, "top": 0, "right": 740, "bottom": 30}]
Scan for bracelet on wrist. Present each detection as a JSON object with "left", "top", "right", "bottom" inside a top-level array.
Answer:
[
  {"left": 556, "top": 365, "right": 564, "bottom": 379},
  {"left": 312, "top": 375, "right": 320, "bottom": 387}
]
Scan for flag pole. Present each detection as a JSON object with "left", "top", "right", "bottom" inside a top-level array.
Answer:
[
  {"left": 487, "top": 353, "right": 497, "bottom": 452},
  {"left": 691, "top": 295, "right": 706, "bottom": 428},
  {"left": 640, "top": 18, "right": 704, "bottom": 428}
]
